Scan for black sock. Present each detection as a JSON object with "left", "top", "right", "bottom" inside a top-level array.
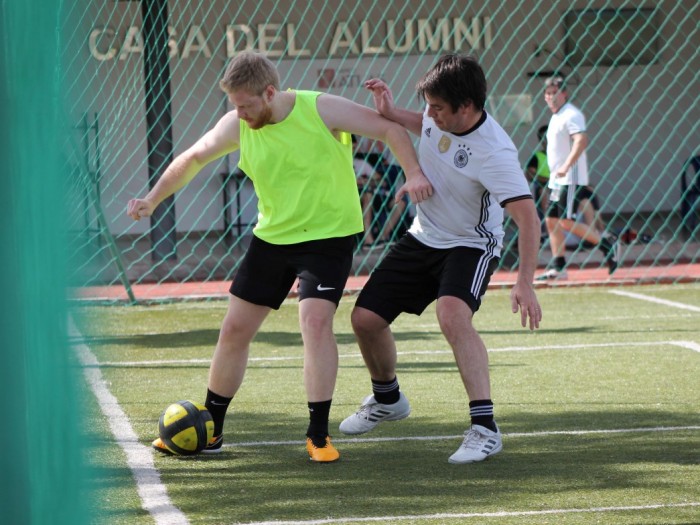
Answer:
[
  {"left": 599, "top": 237, "right": 613, "bottom": 256},
  {"left": 554, "top": 256, "right": 566, "bottom": 271},
  {"left": 306, "top": 399, "right": 332, "bottom": 447},
  {"left": 469, "top": 399, "right": 497, "bottom": 432},
  {"left": 205, "top": 389, "right": 232, "bottom": 437},
  {"left": 372, "top": 377, "right": 400, "bottom": 405}
]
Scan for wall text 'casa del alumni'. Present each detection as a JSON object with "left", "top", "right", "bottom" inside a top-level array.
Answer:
[{"left": 89, "top": 17, "right": 494, "bottom": 61}]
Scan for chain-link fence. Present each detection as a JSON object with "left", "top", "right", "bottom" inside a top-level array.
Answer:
[{"left": 65, "top": 1, "right": 699, "bottom": 301}]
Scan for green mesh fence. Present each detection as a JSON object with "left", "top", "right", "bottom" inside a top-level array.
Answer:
[
  {"left": 65, "top": 1, "right": 699, "bottom": 301},
  {"left": 1, "top": 1, "right": 92, "bottom": 523}
]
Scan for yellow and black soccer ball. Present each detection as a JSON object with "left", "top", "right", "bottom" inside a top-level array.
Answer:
[{"left": 158, "top": 400, "right": 214, "bottom": 455}]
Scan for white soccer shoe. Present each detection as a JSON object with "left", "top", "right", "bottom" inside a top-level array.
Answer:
[
  {"left": 448, "top": 424, "right": 503, "bottom": 464},
  {"left": 535, "top": 268, "right": 568, "bottom": 281},
  {"left": 339, "top": 392, "right": 411, "bottom": 435}
]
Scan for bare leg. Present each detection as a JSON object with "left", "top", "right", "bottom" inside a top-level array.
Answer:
[
  {"left": 559, "top": 217, "right": 602, "bottom": 245},
  {"left": 208, "top": 296, "right": 271, "bottom": 397},
  {"left": 338, "top": 306, "right": 407, "bottom": 437},
  {"left": 350, "top": 306, "right": 397, "bottom": 381},
  {"left": 436, "top": 296, "right": 491, "bottom": 400},
  {"left": 299, "top": 298, "right": 340, "bottom": 402},
  {"left": 578, "top": 198, "right": 599, "bottom": 233},
  {"left": 548, "top": 216, "right": 616, "bottom": 273},
  {"left": 544, "top": 217, "right": 567, "bottom": 258},
  {"left": 538, "top": 189, "right": 549, "bottom": 218}
]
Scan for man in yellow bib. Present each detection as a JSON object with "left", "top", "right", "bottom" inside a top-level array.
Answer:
[
  {"left": 127, "top": 52, "right": 432, "bottom": 462},
  {"left": 525, "top": 125, "right": 551, "bottom": 225}
]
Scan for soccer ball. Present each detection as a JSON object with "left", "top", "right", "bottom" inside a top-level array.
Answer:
[{"left": 158, "top": 400, "right": 214, "bottom": 455}]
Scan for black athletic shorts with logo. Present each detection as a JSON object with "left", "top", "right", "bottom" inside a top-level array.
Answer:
[
  {"left": 356, "top": 234, "right": 499, "bottom": 324},
  {"left": 230, "top": 234, "right": 355, "bottom": 309}
]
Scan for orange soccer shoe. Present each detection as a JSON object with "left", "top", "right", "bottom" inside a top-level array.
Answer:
[
  {"left": 152, "top": 434, "right": 223, "bottom": 455},
  {"left": 306, "top": 436, "right": 340, "bottom": 462},
  {"left": 152, "top": 437, "right": 175, "bottom": 454}
]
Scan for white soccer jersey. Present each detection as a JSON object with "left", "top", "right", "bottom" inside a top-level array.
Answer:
[
  {"left": 546, "top": 102, "right": 588, "bottom": 187},
  {"left": 409, "top": 111, "right": 532, "bottom": 256}
]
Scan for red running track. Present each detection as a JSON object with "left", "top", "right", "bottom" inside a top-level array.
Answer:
[{"left": 72, "top": 264, "right": 700, "bottom": 303}]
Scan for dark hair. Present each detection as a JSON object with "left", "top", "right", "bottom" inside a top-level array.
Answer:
[
  {"left": 416, "top": 54, "right": 487, "bottom": 112},
  {"left": 537, "top": 125, "right": 548, "bottom": 141}
]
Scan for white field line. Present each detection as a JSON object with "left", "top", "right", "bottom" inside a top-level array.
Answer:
[
  {"left": 72, "top": 317, "right": 699, "bottom": 525},
  {"left": 671, "top": 341, "right": 700, "bottom": 353},
  {"left": 609, "top": 289, "right": 700, "bottom": 312},
  {"left": 238, "top": 502, "right": 700, "bottom": 525},
  {"left": 69, "top": 318, "right": 189, "bottom": 525},
  {"left": 223, "top": 425, "right": 700, "bottom": 448},
  {"left": 81, "top": 340, "right": 695, "bottom": 367}
]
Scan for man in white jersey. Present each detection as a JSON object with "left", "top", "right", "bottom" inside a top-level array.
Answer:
[
  {"left": 537, "top": 76, "right": 618, "bottom": 280},
  {"left": 339, "top": 54, "right": 542, "bottom": 464}
]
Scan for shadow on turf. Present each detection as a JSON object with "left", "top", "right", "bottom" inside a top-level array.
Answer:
[
  {"left": 77, "top": 324, "right": 603, "bottom": 352},
  {"left": 148, "top": 408, "right": 699, "bottom": 523},
  {"left": 76, "top": 329, "right": 369, "bottom": 349},
  {"left": 79, "top": 329, "right": 441, "bottom": 351},
  {"left": 77, "top": 329, "right": 221, "bottom": 348}
]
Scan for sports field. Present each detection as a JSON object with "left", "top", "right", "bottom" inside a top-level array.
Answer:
[{"left": 72, "top": 284, "right": 700, "bottom": 525}]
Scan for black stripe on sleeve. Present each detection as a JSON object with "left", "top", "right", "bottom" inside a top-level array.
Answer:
[{"left": 500, "top": 194, "right": 534, "bottom": 208}]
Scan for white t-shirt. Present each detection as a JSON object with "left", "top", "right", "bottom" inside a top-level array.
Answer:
[
  {"left": 353, "top": 157, "right": 376, "bottom": 179},
  {"left": 409, "top": 111, "right": 532, "bottom": 257},
  {"left": 546, "top": 102, "right": 588, "bottom": 187}
]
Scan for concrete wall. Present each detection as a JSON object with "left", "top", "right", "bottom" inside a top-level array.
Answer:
[{"left": 68, "top": 0, "right": 699, "bottom": 234}]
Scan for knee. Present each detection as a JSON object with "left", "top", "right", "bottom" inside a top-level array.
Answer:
[
  {"left": 300, "top": 310, "right": 333, "bottom": 338},
  {"left": 218, "top": 314, "right": 251, "bottom": 342},
  {"left": 436, "top": 299, "right": 474, "bottom": 339},
  {"left": 436, "top": 309, "right": 457, "bottom": 339},
  {"left": 351, "top": 307, "right": 385, "bottom": 336}
]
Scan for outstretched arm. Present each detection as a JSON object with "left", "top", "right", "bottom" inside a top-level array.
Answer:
[
  {"left": 364, "top": 79, "right": 423, "bottom": 136},
  {"left": 504, "top": 198, "right": 542, "bottom": 330},
  {"left": 127, "top": 111, "right": 241, "bottom": 220},
  {"left": 317, "top": 93, "right": 432, "bottom": 204}
]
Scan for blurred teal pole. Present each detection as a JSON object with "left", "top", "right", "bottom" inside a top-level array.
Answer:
[{"left": 0, "top": 1, "right": 91, "bottom": 523}]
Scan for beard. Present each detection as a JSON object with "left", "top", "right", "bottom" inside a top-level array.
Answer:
[{"left": 247, "top": 104, "right": 273, "bottom": 129}]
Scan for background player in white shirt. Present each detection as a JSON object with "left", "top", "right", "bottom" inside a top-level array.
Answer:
[
  {"left": 538, "top": 76, "right": 618, "bottom": 280},
  {"left": 340, "top": 54, "right": 542, "bottom": 464}
]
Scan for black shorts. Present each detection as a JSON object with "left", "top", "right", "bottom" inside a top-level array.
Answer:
[
  {"left": 355, "top": 234, "right": 499, "bottom": 323},
  {"left": 545, "top": 185, "right": 595, "bottom": 219},
  {"left": 230, "top": 235, "right": 355, "bottom": 309},
  {"left": 530, "top": 177, "right": 549, "bottom": 200}
]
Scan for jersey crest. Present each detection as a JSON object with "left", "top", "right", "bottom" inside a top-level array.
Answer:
[
  {"left": 438, "top": 135, "right": 451, "bottom": 153},
  {"left": 454, "top": 147, "right": 470, "bottom": 168}
]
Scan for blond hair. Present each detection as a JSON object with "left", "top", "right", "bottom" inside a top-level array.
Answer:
[{"left": 219, "top": 52, "right": 280, "bottom": 95}]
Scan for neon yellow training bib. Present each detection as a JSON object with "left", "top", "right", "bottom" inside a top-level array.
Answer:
[
  {"left": 534, "top": 151, "right": 550, "bottom": 179},
  {"left": 238, "top": 90, "right": 363, "bottom": 244}
]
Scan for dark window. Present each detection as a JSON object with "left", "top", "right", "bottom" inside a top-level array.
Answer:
[{"left": 564, "top": 8, "right": 658, "bottom": 67}]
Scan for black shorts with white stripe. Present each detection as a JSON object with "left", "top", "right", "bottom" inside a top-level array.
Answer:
[{"left": 355, "top": 234, "right": 498, "bottom": 323}]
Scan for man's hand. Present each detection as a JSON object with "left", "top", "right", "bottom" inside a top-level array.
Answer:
[
  {"left": 510, "top": 282, "right": 542, "bottom": 331},
  {"left": 127, "top": 198, "right": 156, "bottom": 221},
  {"left": 395, "top": 170, "right": 433, "bottom": 204},
  {"left": 364, "top": 79, "right": 395, "bottom": 118}
]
